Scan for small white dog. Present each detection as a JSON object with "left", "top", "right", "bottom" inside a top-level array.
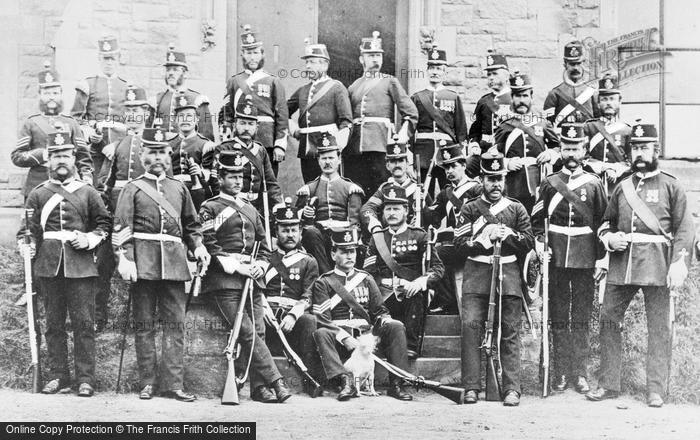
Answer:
[{"left": 344, "top": 333, "right": 380, "bottom": 396}]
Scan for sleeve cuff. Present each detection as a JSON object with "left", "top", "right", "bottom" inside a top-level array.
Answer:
[
  {"left": 475, "top": 232, "right": 493, "bottom": 250},
  {"left": 600, "top": 232, "right": 613, "bottom": 252},
  {"left": 289, "top": 301, "right": 307, "bottom": 320},
  {"left": 335, "top": 328, "right": 352, "bottom": 343}
]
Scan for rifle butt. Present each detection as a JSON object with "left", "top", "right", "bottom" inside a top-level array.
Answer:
[
  {"left": 31, "top": 363, "right": 41, "bottom": 394},
  {"left": 485, "top": 356, "right": 501, "bottom": 401},
  {"left": 221, "top": 359, "right": 240, "bottom": 405},
  {"left": 428, "top": 383, "right": 465, "bottom": 405}
]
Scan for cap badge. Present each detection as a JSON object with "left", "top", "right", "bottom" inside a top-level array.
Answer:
[
  {"left": 285, "top": 209, "right": 294, "bottom": 219},
  {"left": 234, "top": 155, "right": 243, "bottom": 166},
  {"left": 570, "top": 46, "right": 579, "bottom": 57},
  {"left": 179, "top": 96, "right": 188, "bottom": 107},
  {"left": 635, "top": 126, "right": 644, "bottom": 137},
  {"left": 431, "top": 50, "right": 439, "bottom": 60},
  {"left": 567, "top": 126, "right": 577, "bottom": 138},
  {"left": 243, "top": 105, "right": 252, "bottom": 115},
  {"left": 393, "top": 145, "right": 401, "bottom": 155},
  {"left": 44, "top": 72, "right": 54, "bottom": 83},
  {"left": 54, "top": 133, "right": 65, "bottom": 145},
  {"left": 245, "top": 34, "right": 255, "bottom": 44},
  {"left": 487, "top": 55, "right": 494, "bottom": 65},
  {"left": 442, "top": 150, "right": 451, "bottom": 160},
  {"left": 102, "top": 41, "right": 112, "bottom": 52},
  {"left": 388, "top": 189, "right": 397, "bottom": 199},
  {"left": 344, "top": 231, "right": 352, "bottom": 242},
  {"left": 127, "top": 89, "right": 136, "bottom": 101},
  {"left": 514, "top": 76, "right": 524, "bottom": 87},
  {"left": 604, "top": 79, "right": 614, "bottom": 89},
  {"left": 322, "top": 137, "right": 331, "bottom": 147},
  {"left": 154, "top": 130, "right": 164, "bottom": 142},
  {"left": 491, "top": 160, "right": 500, "bottom": 171},
  {"left": 168, "top": 52, "right": 176, "bottom": 63}
]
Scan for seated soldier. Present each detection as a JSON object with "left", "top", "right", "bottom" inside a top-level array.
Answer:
[
  {"left": 311, "top": 227, "right": 413, "bottom": 401},
  {"left": 425, "top": 142, "right": 482, "bottom": 314},
  {"left": 296, "top": 132, "right": 363, "bottom": 273},
  {"left": 360, "top": 135, "right": 430, "bottom": 237},
  {"left": 261, "top": 198, "right": 322, "bottom": 396},
  {"left": 364, "top": 185, "right": 444, "bottom": 358}
]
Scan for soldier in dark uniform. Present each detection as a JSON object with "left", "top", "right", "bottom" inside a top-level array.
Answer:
[
  {"left": 363, "top": 185, "right": 444, "bottom": 358},
  {"left": 261, "top": 199, "right": 322, "bottom": 395},
  {"left": 295, "top": 132, "right": 364, "bottom": 274},
  {"left": 311, "top": 228, "right": 414, "bottom": 401},
  {"left": 410, "top": 45, "right": 468, "bottom": 189},
  {"left": 71, "top": 35, "right": 129, "bottom": 185},
  {"left": 214, "top": 96, "right": 283, "bottom": 216},
  {"left": 288, "top": 40, "right": 352, "bottom": 182},
  {"left": 169, "top": 92, "right": 216, "bottom": 210},
  {"left": 112, "top": 127, "right": 210, "bottom": 402},
  {"left": 455, "top": 151, "right": 534, "bottom": 406},
  {"left": 12, "top": 61, "right": 93, "bottom": 199},
  {"left": 19, "top": 132, "right": 111, "bottom": 397},
  {"left": 151, "top": 44, "right": 214, "bottom": 141},
  {"left": 346, "top": 31, "right": 418, "bottom": 197},
  {"left": 198, "top": 151, "right": 292, "bottom": 404},
  {"left": 495, "top": 72, "right": 559, "bottom": 213},
  {"left": 586, "top": 122, "right": 695, "bottom": 408},
  {"left": 425, "top": 143, "right": 482, "bottom": 314},
  {"left": 531, "top": 123, "right": 608, "bottom": 394},
  {"left": 360, "top": 138, "right": 427, "bottom": 236},
  {"left": 543, "top": 41, "right": 600, "bottom": 130},
  {"left": 583, "top": 74, "right": 631, "bottom": 195},
  {"left": 221, "top": 25, "right": 288, "bottom": 175},
  {"left": 468, "top": 50, "right": 512, "bottom": 155}
]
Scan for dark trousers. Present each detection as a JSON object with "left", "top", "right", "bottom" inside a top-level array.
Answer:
[
  {"left": 432, "top": 244, "right": 465, "bottom": 313},
  {"left": 549, "top": 267, "right": 594, "bottom": 378},
  {"left": 461, "top": 293, "right": 522, "bottom": 394},
  {"left": 266, "top": 147, "right": 280, "bottom": 176},
  {"left": 384, "top": 292, "right": 426, "bottom": 352},
  {"left": 598, "top": 284, "right": 671, "bottom": 396},
  {"left": 94, "top": 241, "right": 115, "bottom": 327},
  {"left": 313, "top": 320, "right": 409, "bottom": 383},
  {"left": 301, "top": 225, "right": 333, "bottom": 274},
  {"left": 132, "top": 280, "right": 187, "bottom": 390},
  {"left": 43, "top": 275, "right": 97, "bottom": 386},
  {"left": 300, "top": 157, "right": 322, "bottom": 183},
  {"left": 213, "top": 289, "right": 282, "bottom": 390},
  {"left": 265, "top": 312, "right": 322, "bottom": 381},
  {"left": 342, "top": 152, "right": 389, "bottom": 198}
]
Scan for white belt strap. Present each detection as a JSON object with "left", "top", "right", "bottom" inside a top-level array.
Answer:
[
  {"left": 257, "top": 116, "right": 275, "bottom": 123},
  {"left": 173, "top": 174, "right": 190, "bottom": 183},
  {"left": 468, "top": 254, "right": 517, "bottom": 264},
  {"left": 299, "top": 123, "right": 338, "bottom": 134},
  {"left": 132, "top": 232, "right": 182, "bottom": 243},
  {"left": 415, "top": 132, "right": 452, "bottom": 141},
  {"left": 380, "top": 278, "right": 410, "bottom": 288},
  {"left": 332, "top": 318, "right": 370, "bottom": 328},
  {"left": 267, "top": 296, "right": 298, "bottom": 309},
  {"left": 114, "top": 180, "right": 128, "bottom": 188},
  {"left": 549, "top": 224, "right": 593, "bottom": 236},
  {"left": 625, "top": 233, "right": 670, "bottom": 244},
  {"left": 43, "top": 230, "right": 77, "bottom": 242},
  {"left": 353, "top": 116, "right": 392, "bottom": 126}
]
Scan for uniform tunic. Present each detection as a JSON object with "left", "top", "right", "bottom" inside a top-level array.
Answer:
[
  {"left": 152, "top": 87, "right": 214, "bottom": 141},
  {"left": 543, "top": 81, "right": 600, "bottom": 128},
  {"left": 360, "top": 177, "right": 425, "bottom": 234},
  {"left": 583, "top": 118, "right": 631, "bottom": 183},
  {"left": 169, "top": 132, "right": 216, "bottom": 210},
  {"left": 468, "top": 90, "right": 512, "bottom": 149}
]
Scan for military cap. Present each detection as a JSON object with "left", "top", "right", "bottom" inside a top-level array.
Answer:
[
  {"left": 301, "top": 38, "right": 330, "bottom": 60},
  {"left": 164, "top": 43, "right": 187, "bottom": 68},
  {"left": 382, "top": 184, "right": 408, "bottom": 205},
  {"left": 564, "top": 40, "right": 585, "bottom": 62},
  {"left": 427, "top": 45, "right": 447, "bottom": 66},
  {"left": 141, "top": 127, "right": 169, "bottom": 148},
  {"left": 47, "top": 131, "right": 74, "bottom": 153},
  {"left": 218, "top": 150, "right": 246, "bottom": 173},
  {"left": 173, "top": 91, "right": 197, "bottom": 113},
  {"left": 360, "top": 31, "right": 383, "bottom": 53},
  {"left": 385, "top": 134, "right": 409, "bottom": 159},
  {"left": 38, "top": 60, "right": 61, "bottom": 89},
  {"left": 313, "top": 131, "right": 339, "bottom": 154},
  {"left": 274, "top": 197, "right": 301, "bottom": 225},
  {"left": 331, "top": 227, "right": 360, "bottom": 248},
  {"left": 560, "top": 123, "right": 587, "bottom": 143},
  {"left": 485, "top": 49, "right": 508, "bottom": 71},
  {"left": 509, "top": 71, "right": 533, "bottom": 92},
  {"left": 98, "top": 36, "right": 119, "bottom": 55},
  {"left": 630, "top": 120, "right": 658, "bottom": 143},
  {"left": 480, "top": 149, "right": 507, "bottom": 175},
  {"left": 437, "top": 141, "right": 466, "bottom": 167},
  {"left": 240, "top": 24, "right": 263, "bottom": 49},
  {"left": 124, "top": 85, "right": 148, "bottom": 107},
  {"left": 234, "top": 95, "right": 258, "bottom": 120},
  {"left": 598, "top": 74, "right": 620, "bottom": 95}
]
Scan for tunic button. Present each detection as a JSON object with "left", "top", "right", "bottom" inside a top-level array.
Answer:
[
  {"left": 632, "top": 226, "right": 637, "bottom": 232},
  {"left": 639, "top": 181, "right": 644, "bottom": 185}
]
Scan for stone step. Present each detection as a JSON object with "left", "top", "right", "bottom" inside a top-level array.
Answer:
[
  {"left": 423, "top": 314, "right": 460, "bottom": 336},
  {"left": 421, "top": 335, "right": 460, "bottom": 358}
]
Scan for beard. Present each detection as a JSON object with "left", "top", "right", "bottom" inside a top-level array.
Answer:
[
  {"left": 165, "top": 74, "right": 184, "bottom": 88},
  {"left": 40, "top": 100, "right": 63, "bottom": 115},
  {"left": 49, "top": 165, "right": 75, "bottom": 181},
  {"left": 632, "top": 156, "right": 658, "bottom": 173},
  {"left": 244, "top": 58, "right": 265, "bottom": 71},
  {"left": 565, "top": 156, "right": 581, "bottom": 170}
]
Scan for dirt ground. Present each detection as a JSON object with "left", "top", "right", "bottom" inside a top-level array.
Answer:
[{"left": 1, "top": 388, "right": 698, "bottom": 440}]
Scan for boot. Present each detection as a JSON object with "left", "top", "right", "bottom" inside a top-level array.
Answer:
[
  {"left": 272, "top": 378, "right": 292, "bottom": 403},
  {"left": 337, "top": 374, "right": 358, "bottom": 401},
  {"left": 252, "top": 385, "right": 277, "bottom": 403},
  {"left": 387, "top": 379, "right": 413, "bottom": 401}
]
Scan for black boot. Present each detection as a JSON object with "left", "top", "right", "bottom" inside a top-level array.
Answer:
[
  {"left": 272, "top": 378, "right": 292, "bottom": 403},
  {"left": 252, "top": 385, "right": 277, "bottom": 403},
  {"left": 387, "top": 379, "right": 413, "bottom": 401},
  {"left": 553, "top": 375, "right": 568, "bottom": 392},
  {"left": 304, "top": 378, "right": 323, "bottom": 398},
  {"left": 337, "top": 374, "right": 358, "bottom": 401}
]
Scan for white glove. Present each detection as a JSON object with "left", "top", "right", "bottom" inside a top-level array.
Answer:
[
  {"left": 102, "top": 143, "right": 116, "bottom": 161},
  {"left": 70, "top": 231, "right": 89, "bottom": 250},
  {"left": 194, "top": 245, "right": 210, "bottom": 273},
  {"left": 117, "top": 255, "right": 138, "bottom": 282},
  {"left": 217, "top": 255, "right": 240, "bottom": 275},
  {"left": 336, "top": 127, "right": 350, "bottom": 150},
  {"left": 396, "top": 122, "right": 410, "bottom": 144},
  {"left": 188, "top": 160, "right": 203, "bottom": 176},
  {"left": 667, "top": 258, "right": 688, "bottom": 289},
  {"left": 468, "top": 142, "right": 481, "bottom": 156}
]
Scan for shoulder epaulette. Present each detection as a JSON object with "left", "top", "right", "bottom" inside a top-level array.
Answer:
[{"left": 660, "top": 170, "right": 677, "bottom": 180}]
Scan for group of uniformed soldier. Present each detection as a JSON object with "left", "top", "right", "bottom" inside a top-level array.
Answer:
[{"left": 11, "top": 29, "right": 695, "bottom": 409}]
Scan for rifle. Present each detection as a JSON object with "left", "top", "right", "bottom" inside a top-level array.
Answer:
[
  {"left": 414, "top": 154, "right": 422, "bottom": 228},
  {"left": 261, "top": 177, "right": 272, "bottom": 249},
  {"left": 260, "top": 296, "right": 323, "bottom": 397},
  {"left": 541, "top": 218, "right": 551, "bottom": 397},
  {"left": 185, "top": 260, "right": 204, "bottom": 312},
  {"left": 303, "top": 196, "right": 319, "bottom": 227},
  {"left": 417, "top": 225, "right": 436, "bottom": 356},
  {"left": 116, "top": 285, "right": 133, "bottom": 393},
  {"left": 22, "top": 208, "right": 40, "bottom": 393},
  {"left": 372, "top": 354, "right": 464, "bottom": 404},
  {"left": 483, "top": 234, "right": 502, "bottom": 401},
  {"left": 222, "top": 242, "right": 261, "bottom": 405}
]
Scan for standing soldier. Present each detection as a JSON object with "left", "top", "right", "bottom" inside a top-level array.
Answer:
[
  {"left": 112, "top": 127, "right": 210, "bottom": 402},
  {"left": 425, "top": 143, "right": 482, "bottom": 314},
  {"left": 363, "top": 185, "right": 444, "bottom": 358},
  {"left": 586, "top": 122, "right": 695, "bottom": 408},
  {"left": 311, "top": 227, "right": 414, "bottom": 401},
  {"left": 19, "top": 132, "right": 111, "bottom": 397},
  {"left": 215, "top": 96, "right": 283, "bottom": 216},
  {"left": 346, "top": 31, "right": 418, "bottom": 197},
  {"left": 468, "top": 50, "right": 511, "bottom": 154},
  {"left": 261, "top": 199, "right": 321, "bottom": 395},
  {"left": 410, "top": 45, "right": 468, "bottom": 189},
  {"left": 531, "top": 123, "right": 608, "bottom": 394},
  {"left": 12, "top": 61, "right": 93, "bottom": 199},
  {"left": 152, "top": 44, "right": 214, "bottom": 141},
  {"left": 295, "top": 132, "right": 364, "bottom": 274},
  {"left": 198, "top": 151, "right": 292, "bottom": 403},
  {"left": 495, "top": 72, "right": 559, "bottom": 213},
  {"left": 360, "top": 137, "right": 425, "bottom": 236},
  {"left": 71, "top": 35, "right": 128, "bottom": 186},
  {"left": 544, "top": 41, "right": 600, "bottom": 129},
  {"left": 583, "top": 74, "right": 631, "bottom": 193},
  {"left": 221, "top": 25, "right": 288, "bottom": 175},
  {"left": 288, "top": 40, "right": 352, "bottom": 182},
  {"left": 169, "top": 92, "right": 216, "bottom": 210},
  {"left": 455, "top": 151, "right": 534, "bottom": 406}
]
